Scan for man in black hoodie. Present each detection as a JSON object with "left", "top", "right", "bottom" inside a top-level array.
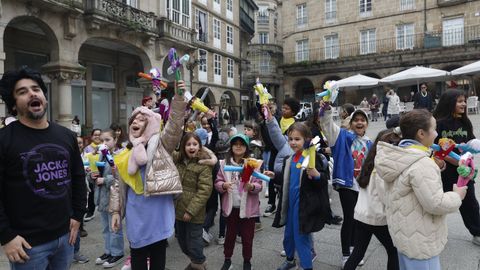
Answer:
[{"left": 0, "top": 67, "right": 87, "bottom": 269}]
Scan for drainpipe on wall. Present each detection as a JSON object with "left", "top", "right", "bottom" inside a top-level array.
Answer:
[{"left": 424, "top": 0, "right": 427, "bottom": 34}]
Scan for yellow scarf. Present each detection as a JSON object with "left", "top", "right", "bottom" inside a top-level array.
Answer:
[
  {"left": 85, "top": 153, "right": 100, "bottom": 172},
  {"left": 280, "top": 117, "right": 295, "bottom": 134},
  {"left": 114, "top": 148, "right": 144, "bottom": 194}
]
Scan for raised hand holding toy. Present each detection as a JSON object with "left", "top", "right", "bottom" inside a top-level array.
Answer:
[
  {"left": 316, "top": 80, "right": 339, "bottom": 116},
  {"left": 223, "top": 158, "right": 271, "bottom": 183},
  {"left": 167, "top": 48, "right": 190, "bottom": 96},
  {"left": 254, "top": 78, "right": 271, "bottom": 119}
]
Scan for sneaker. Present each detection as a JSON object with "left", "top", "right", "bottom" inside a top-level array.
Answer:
[
  {"left": 217, "top": 236, "right": 225, "bottom": 245},
  {"left": 276, "top": 259, "right": 297, "bottom": 270},
  {"left": 473, "top": 236, "right": 480, "bottom": 246},
  {"left": 243, "top": 261, "right": 253, "bottom": 270},
  {"left": 265, "top": 190, "right": 269, "bottom": 198},
  {"left": 221, "top": 259, "right": 233, "bottom": 270},
  {"left": 120, "top": 256, "right": 131, "bottom": 270},
  {"left": 350, "top": 247, "right": 365, "bottom": 266},
  {"left": 84, "top": 212, "right": 95, "bottom": 222},
  {"left": 73, "top": 252, "right": 89, "bottom": 264},
  {"left": 280, "top": 250, "right": 286, "bottom": 257},
  {"left": 236, "top": 235, "right": 242, "bottom": 243},
  {"left": 96, "top": 254, "right": 111, "bottom": 265},
  {"left": 342, "top": 256, "right": 349, "bottom": 268},
  {"left": 202, "top": 229, "right": 212, "bottom": 244},
  {"left": 80, "top": 229, "right": 88, "bottom": 237},
  {"left": 263, "top": 205, "right": 276, "bottom": 217},
  {"left": 255, "top": 222, "right": 263, "bottom": 232},
  {"left": 103, "top": 255, "right": 124, "bottom": 268}
]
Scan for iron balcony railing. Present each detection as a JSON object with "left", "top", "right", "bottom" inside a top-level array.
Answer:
[
  {"left": 84, "top": 0, "right": 156, "bottom": 32},
  {"left": 284, "top": 25, "right": 480, "bottom": 64}
]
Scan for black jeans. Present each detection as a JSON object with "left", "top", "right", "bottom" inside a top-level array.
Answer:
[
  {"left": 203, "top": 207, "right": 216, "bottom": 232},
  {"left": 343, "top": 221, "right": 399, "bottom": 270},
  {"left": 130, "top": 239, "right": 167, "bottom": 270},
  {"left": 175, "top": 221, "right": 206, "bottom": 264},
  {"left": 338, "top": 188, "right": 358, "bottom": 256},
  {"left": 443, "top": 180, "right": 480, "bottom": 236}
]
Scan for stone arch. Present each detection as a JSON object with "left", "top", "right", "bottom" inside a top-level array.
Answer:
[
  {"left": 79, "top": 37, "right": 151, "bottom": 71},
  {"left": 220, "top": 91, "right": 237, "bottom": 108},
  {"left": 294, "top": 78, "right": 315, "bottom": 102},
  {"left": 4, "top": 16, "right": 60, "bottom": 69},
  {"left": 196, "top": 87, "right": 216, "bottom": 109}
]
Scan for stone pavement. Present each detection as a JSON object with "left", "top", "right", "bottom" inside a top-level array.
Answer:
[{"left": 1, "top": 115, "right": 480, "bottom": 270}]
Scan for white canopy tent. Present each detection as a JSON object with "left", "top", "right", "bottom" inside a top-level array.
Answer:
[
  {"left": 451, "top": 60, "right": 480, "bottom": 76},
  {"left": 379, "top": 66, "right": 450, "bottom": 91},
  {"left": 335, "top": 74, "right": 380, "bottom": 90},
  {"left": 451, "top": 60, "right": 480, "bottom": 96}
]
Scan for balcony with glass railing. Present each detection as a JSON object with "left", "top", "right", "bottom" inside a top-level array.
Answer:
[
  {"left": 84, "top": 0, "right": 156, "bottom": 32},
  {"left": 284, "top": 25, "right": 480, "bottom": 65}
]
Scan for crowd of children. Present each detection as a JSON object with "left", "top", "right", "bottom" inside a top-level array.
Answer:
[{"left": 71, "top": 84, "right": 479, "bottom": 270}]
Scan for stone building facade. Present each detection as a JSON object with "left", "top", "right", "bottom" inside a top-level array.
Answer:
[
  {"left": 0, "top": 0, "right": 258, "bottom": 131},
  {"left": 280, "top": 0, "right": 480, "bottom": 105},
  {"left": 244, "top": 0, "right": 284, "bottom": 110}
]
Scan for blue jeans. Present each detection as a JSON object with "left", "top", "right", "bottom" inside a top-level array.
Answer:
[
  {"left": 398, "top": 252, "right": 440, "bottom": 270},
  {"left": 175, "top": 220, "right": 206, "bottom": 264},
  {"left": 100, "top": 211, "right": 124, "bottom": 256},
  {"left": 10, "top": 233, "right": 73, "bottom": 270}
]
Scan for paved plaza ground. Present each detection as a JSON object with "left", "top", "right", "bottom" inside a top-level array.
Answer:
[{"left": 1, "top": 115, "right": 480, "bottom": 269}]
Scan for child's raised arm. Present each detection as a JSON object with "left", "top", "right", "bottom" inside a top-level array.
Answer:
[
  {"left": 318, "top": 102, "right": 341, "bottom": 148},
  {"left": 160, "top": 80, "right": 188, "bottom": 153}
]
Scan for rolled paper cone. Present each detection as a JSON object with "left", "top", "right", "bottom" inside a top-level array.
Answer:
[
  {"left": 224, "top": 165, "right": 244, "bottom": 172},
  {"left": 242, "top": 165, "right": 254, "bottom": 183},
  {"left": 190, "top": 98, "right": 210, "bottom": 113},
  {"left": 252, "top": 171, "right": 270, "bottom": 182},
  {"left": 138, "top": 72, "right": 152, "bottom": 80},
  {"left": 308, "top": 146, "right": 316, "bottom": 169}
]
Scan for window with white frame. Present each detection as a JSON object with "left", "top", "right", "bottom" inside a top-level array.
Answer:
[
  {"left": 214, "top": 54, "right": 222, "bottom": 84},
  {"left": 400, "top": 0, "right": 415, "bottom": 10},
  {"left": 360, "top": 29, "right": 376, "bottom": 54},
  {"left": 443, "top": 17, "right": 464, "bottom": 46},
  {"left": 259, "top": 32, "right": 268, "bottom": 44},
  {"left": 227, "top": 58, "right": 234, "bottom": 86},
  {"left": 196, "top": 9, "right": 208, "bottom": 42},
  {"left": 226, "top": 25, "right": 234, "bottom": 53},
  {"left": 167, "top": 0, "right": 190, "bottom": 28},
  {"left": 359, "top": 0, "right": 372, "bottom": 16},
  {"left": 213, "top": 0, "right": 221, "bottom": 13},
  {"left": 396, "top": 23, "right": 415, "bottom": 50},
  {"left": 325, "top": 34, "right": 339, "bottom": 59},
  {"left": 259, "top": 52, "right": 271, "bottom": 73},
  {"left": 296, "top": 39, "right": 309, "bottom": 62},
  {"left": 226, "top": 0, "right": 233, "bottom": 20},
  {"left": 213, "top": 18, "right": 221, "bottom": 48},
  {"left": 198, "top": 49, "right": 207, "bottom": 82},
  {"left": 296, "top": 3, "right": 307, "bottom": 27},
  {"left": 325, "top": 0, "right": 337, "bottom": 22},
  {"left": 258, "top": 5, "right": 269, "bottom": 24}
]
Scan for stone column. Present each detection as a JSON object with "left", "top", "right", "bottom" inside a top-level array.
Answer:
[{"left": 42, "top": 62, "right": 85, "bottom": 128}]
